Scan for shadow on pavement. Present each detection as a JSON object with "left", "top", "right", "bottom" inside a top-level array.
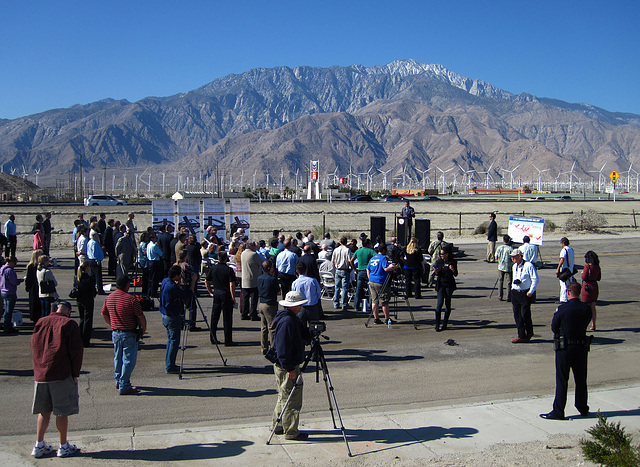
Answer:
[
  {"left": 310, "top": 425, "right": 479, "bottom": 456},
  {"left": 322, "top": 348, "right": 424, "bottom": 362},
  {"left": 85, "top": 440, "right": 253, "bottom": 461},
  {"left": 135, "top": 385, "right": 276, "bottom": 398}
]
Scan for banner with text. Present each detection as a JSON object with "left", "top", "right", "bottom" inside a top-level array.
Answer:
[
  {"left": 177, "top": 198, "right": 201, "bottom": 239},
  {"left": 229, "top": 198, "right": 250, "bottom": 239},
  {"left": 508, "top": 216, "right": 545, "bottom": 245},
  {"left": 202, "top": 198, "right": 226, "bottom": 241},
  {"left": 151, "top": 199, "right": 176, "bottom": 233}
]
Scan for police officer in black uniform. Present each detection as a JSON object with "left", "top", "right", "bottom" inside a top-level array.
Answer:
[{"left": 540, "top": 281, "right": 592, "bottom": 420}]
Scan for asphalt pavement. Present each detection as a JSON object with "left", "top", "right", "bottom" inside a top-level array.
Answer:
[{"left": 1, "top": 235, "right": 639, "bottom": 465}]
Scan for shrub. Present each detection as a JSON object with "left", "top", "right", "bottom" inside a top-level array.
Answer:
[
  {"left": 565, "top": 210, "right": 607, "bottom": 232},
  {"left": 580, "top": 412, "right": 640, "bottom": 466},
  {"left": 545, "top": 220, "right": 557, "bottom": 232},
  {"left": 474, "top": 221, "right": 489, "bottom": 235}
]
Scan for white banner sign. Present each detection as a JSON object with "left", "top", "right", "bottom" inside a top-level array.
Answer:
[
  {"left": 177, "top": 198, "right": 201, "bottom": 239},
  {"left": 508, "top": 216, "right": 545, "bottom": 245},
  {"left": 202, "top": 198, "right": 226, "bottom": 241},
  {"left": 151, "top": 199, "right": 176, "bottom": 233},
  {"left": 229, "top": 198, "right": 250, "bottom": 239}
]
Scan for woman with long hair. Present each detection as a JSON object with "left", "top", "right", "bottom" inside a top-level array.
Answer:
[
  {"left": 581, "top": 250, "right": 601, "bottom": 331},
  {"left": 403, "top": 237, "right": 425, "bottom": 299},
  {"left": 76, "top": 261, "right": 97, "bottom": 347},
  {"left": 433, "top": 245, "right": 458, "bottom": 332},
  {"left": 25, "top": 249, "right": 43, "bottom": 322},
  {"left": 36, "top": 255, "right": 58, "bottom": 317}
]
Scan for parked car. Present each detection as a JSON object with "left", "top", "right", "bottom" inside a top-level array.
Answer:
[
  {"left": 380, "top": 194, "right": 406, "bottom": 202},
  {"left": 554, "top": 195, "right": 572, "bottom": 200},
  {"left": 347, "top": 194, "right": 374, "bottom": 202},
  {"left": 423, "top": 196, "right": 442, "bottom": 201},
  {"left": 84, "top": 195, "right": 127, "bottom": 206},
  {"left": 527, "top": 196, "right": 546, "bottom": 201}
]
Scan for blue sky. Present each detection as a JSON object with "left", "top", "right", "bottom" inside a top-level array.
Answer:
[{"left": 1, "top": 1, "right": 638, "bottom": 119}]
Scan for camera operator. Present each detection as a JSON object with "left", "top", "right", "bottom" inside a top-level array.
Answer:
[
  {"left": 366, "top": 244, "right": 400, "bottom": 325},
  {"left": 159, "top": 265, "right": 192, "bottom": 374},
  {"left": 272, "top": 291, "right": 310, "bottom": 441},
  {"left": 510, "top": 248, "right": 539, "bottom": 343}
]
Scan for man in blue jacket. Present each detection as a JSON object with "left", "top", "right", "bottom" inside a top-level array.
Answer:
[
  {"left": 272, "top": 291, "right": 309, "bottom": 441},
  {"left": 159, "top": 265, "right": 192, "bottom": 374}
]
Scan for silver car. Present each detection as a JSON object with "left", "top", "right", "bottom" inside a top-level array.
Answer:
[{"left": 84, "top": 195, "right": 127, "bottom": 206}]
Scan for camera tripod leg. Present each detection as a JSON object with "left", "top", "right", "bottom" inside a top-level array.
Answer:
[
  {"left": 489, "top": 273, "right": 500, "bottom": 299},
  {"left": 178, "top": 318, "right": 189, "bottom": 380},
  {"left": 195, "top": 296, "right": 227, "bottom": 366},
  {"left": 316, "top": 344, "right": 352, "bottom": 456}
]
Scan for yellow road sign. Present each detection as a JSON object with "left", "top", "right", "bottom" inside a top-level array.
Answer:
[{"left": 610, "top": 170, "right": 619, "bottom": 182}]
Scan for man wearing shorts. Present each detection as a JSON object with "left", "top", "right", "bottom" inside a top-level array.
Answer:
[
  {"left": 30, "top": 301, "right": 83, "bottom": 458},
  {"left": 366, "top": 244, "right": 399, "bottom": 325}
]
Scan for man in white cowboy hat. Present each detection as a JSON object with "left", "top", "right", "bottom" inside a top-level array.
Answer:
[{"left": 271, "top": 290, "right": 309, "bottom": 441}]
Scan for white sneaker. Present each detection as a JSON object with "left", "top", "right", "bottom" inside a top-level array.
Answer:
[
  {"left": 57, "top": 443, "right": 80, "bottom": 457},
  {"left": 31, "top": 443, "right": 54, "bottom": 458}
]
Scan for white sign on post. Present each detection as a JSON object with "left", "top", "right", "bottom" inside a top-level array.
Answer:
[
  {"left": 151, "top": 199, "right": 176, "bottom": 233},
  {"left": 202, "top": 198, "right": 226, "bottom": 241},
  {"left": 508, "top": 216, "right": 545, "bottom": 245}
]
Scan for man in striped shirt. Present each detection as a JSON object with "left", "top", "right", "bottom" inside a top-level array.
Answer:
[{"left": 101, "top": 275, "right": 147, "bottom": 395}]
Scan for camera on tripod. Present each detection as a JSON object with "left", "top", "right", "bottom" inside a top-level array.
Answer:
[{"left": 309, "top": 320, "right": 326, "bottom": 339}]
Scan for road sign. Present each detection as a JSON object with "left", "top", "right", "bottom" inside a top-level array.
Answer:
[{"left": 610, "top": 170, "right": 619, "bottom": 182}]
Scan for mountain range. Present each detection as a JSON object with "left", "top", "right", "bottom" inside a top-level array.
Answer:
[{"left": 1, "top": 59, "right": 639, "bottom": 188}]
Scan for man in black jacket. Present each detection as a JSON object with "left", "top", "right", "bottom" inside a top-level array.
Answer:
[
  {"left": 272, "top": 291, "right": 309, "bottom": 441},
  {"left": 540, "top": 282, "right": 592, "bottom": 420},
  {"left": 157, "top": 224, "right": 174, "bottom": 276},
  {"left": 486, "top": 212, "right": 497, "bottom": 262}
]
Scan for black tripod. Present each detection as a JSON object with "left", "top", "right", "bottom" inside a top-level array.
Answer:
[
  {"left": 178, "top": 295, "right": 227, "bottom": 380},
  {"left": 266, "top": 336, "right": 352, "bottom": 457},
  {"left": 365, "top": 270, "right": 418, "bottom": 329}
]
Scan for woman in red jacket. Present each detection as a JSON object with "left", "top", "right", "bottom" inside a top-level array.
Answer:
[{"left": 581, "top": 250, "right": 601, "bottom": 331}]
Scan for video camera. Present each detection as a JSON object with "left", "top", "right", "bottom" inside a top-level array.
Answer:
[{"left": 308, "top": 320, "right": 327, "bottom": 339}]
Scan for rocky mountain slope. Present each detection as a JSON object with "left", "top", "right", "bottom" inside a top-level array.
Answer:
[{"left": 1, "top": 59, "right": 639, "bottom": 187}]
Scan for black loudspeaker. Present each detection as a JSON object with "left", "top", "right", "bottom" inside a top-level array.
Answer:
[
  {"left": 414, "top": 218, "right": 431, "bottom": 250},
  {"left": 396, "top": 217, "right": 408, "bottom": 246},
  {"left": 370, "top": 216, "right": 386, "bottom": 244}
]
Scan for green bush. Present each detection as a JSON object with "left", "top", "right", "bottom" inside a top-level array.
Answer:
[
  {"left": 474, "top": 221, "right": 489, "bottom": 235},
  {"left": 565, "top": 210, "right": 607, "bottom": 232},
  {"left": 545, "top": 220, "right": 557, "bottom": 232},
  {"left": 580, "top": 412, "right": 640, "bottom": 466}
]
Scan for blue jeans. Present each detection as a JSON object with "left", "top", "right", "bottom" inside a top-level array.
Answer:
[
  {"left": 333, "top": 270, "right": 350, "bottom": 308},
  {"left": 162, "top": 314, "right": 182, "bottom": 371},
  {"left": 112, "top": 330, "right": 138, "bottom": 390},
  {"left": 353, "top": 270, "right": 369, "bottom": 311},
  {"left": 40, "top": 297, "right": 55, "bottom": 318},
  {"left": 2, "top": 293, "right": 16, "bottom": 332}
]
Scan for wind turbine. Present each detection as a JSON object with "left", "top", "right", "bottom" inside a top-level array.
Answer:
[
  {"left": 435, "top": 166, "right": 454, "bottom": 194},
  {"left": 378, "top": 168, "right": 392, "bottom": 191},
  {"left": 532, "top": 164, "right": 550, "bottom": 192},
  {"left": 500, "top": 165, "right": 520, "bottom": 189},
  {"left": 34, "top": 168, "right": 41, "bottom": 186},
  {"left": 588, "top": 162, "right": 607, "bottom": 193},
  {"left": 457, "top": 165, "right": 475, "bottom": 193},
  {"left": 21, "top": 165, "right": 28, "bottom": 180},
  {"left": 10, "top": 167, "right": 16, "bottom": 176},
  {"left": 476, "top": 163, "right": 495, "bottom": 189},
  {"left": 567, "top": 162, "right": 579, "bottom": 193},
  {"left": 416, "top": 168, "right": 431, "bottom": 191}
]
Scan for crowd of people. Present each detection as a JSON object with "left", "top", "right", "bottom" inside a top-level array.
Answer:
[{"left": 0, "top": 209, "right": 605, "bottom": 452}]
